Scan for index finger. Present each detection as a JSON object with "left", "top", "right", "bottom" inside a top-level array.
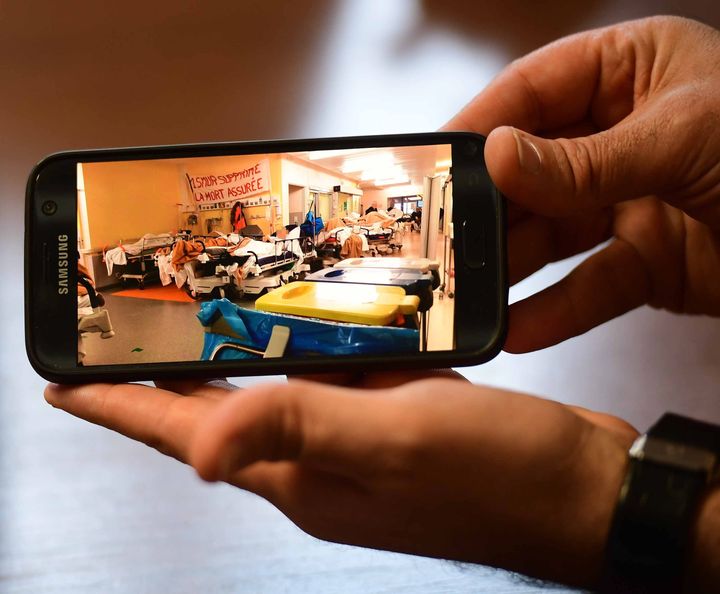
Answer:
[
  {"left": 289, "top": 369, "right": 468, "bottom": 389},
  {"left": 443, "top": 22, "right": 635, "bottom": 134},
  {"left": 45, "top": 383, "right": 214, "bottom": 461}
]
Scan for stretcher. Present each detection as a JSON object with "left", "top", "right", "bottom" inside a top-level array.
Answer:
[
  {"left": 197, "top": 298, "right": 419, "bottom": 360},
  {"left": 334, "top": 257, "right": 441, "bottom": 289},
  {"left": 179, "top": 233, "right": 310, "bottom": 299},
  {"left": 254, "top": 281, "right": 420, "bottom": 326},
  {"left": 303, "top": 267, "right": 435, "bottom": 312},
  {"left": 104, "top": 234, "right": 177, "bottom": 288}
]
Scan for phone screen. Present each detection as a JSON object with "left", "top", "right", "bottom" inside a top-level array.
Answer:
[{"left": 76, "top": 143, "right": 459, "bottom": 366}]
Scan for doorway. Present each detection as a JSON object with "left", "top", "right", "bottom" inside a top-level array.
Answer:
[{"left": 288, "top": 184, "right": 306, "bottom": 226}]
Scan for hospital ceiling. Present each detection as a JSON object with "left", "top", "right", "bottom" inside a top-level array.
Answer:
[{"left": 291, "top": 144, "right": 452, "bottom": 190}]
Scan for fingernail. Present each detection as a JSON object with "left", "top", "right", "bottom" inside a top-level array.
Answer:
[{"left": 512, "top": 128, "right": 542, "bottom": 174}]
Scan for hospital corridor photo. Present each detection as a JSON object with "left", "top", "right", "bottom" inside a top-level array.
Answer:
[{"left": 77, "top": 144, "right": 457, "bottom": 366}]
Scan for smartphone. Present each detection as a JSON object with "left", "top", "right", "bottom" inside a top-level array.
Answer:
[{"left": 25, "top": 132, "right": 506, "bottom": 383}]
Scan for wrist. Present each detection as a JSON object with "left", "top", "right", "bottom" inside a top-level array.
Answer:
[
  {"left": 528, "top": 424, "right": 630, "bottom": 587},
  {"left": 574, "top": 427, "right": 632, "bottom": 586},
  {"left": 598, "top": 413, "right": 720, "bottom": 593}
]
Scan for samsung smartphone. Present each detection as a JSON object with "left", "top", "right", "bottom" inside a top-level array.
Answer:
[{"left": 25, "top": 132, "right": 506, "bottom": 383}]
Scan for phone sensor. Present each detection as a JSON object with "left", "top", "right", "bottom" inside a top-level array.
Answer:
[{"left": 41, "top": 200, "right": 58, "bottom": 216}]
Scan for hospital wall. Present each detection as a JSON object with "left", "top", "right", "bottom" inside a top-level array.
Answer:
[
  {"left": 280, "top": 157, "right": 361, "bottom": 224},
  {"left": 82, "top": 153, "right": 369, "bottom": 250},
  {"left": 182, "top": 154, "right": 283, "bottom": 236},
  {"left": 360, "top": 189, "right": 388, "bottom": 212},
  {"left": 82, "top": 160, "right": 185, "bottom": 250}
]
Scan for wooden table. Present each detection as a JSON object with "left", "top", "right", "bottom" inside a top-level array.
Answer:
[{"left": 2, "top": 2, "right": 719, "bottom": 592}]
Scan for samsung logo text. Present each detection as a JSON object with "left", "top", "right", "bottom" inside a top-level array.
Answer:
[{"left": 58, "top": 234, "right": 69, "bottom": 294}]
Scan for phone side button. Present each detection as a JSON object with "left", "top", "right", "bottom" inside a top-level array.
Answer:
[{"left": 461, "top": 219, "right": 485, "bottom": 268}]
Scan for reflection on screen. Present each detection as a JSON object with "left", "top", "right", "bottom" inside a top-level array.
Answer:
[{"left": 76, "top": 144, "right": 454, "bottom": 365}]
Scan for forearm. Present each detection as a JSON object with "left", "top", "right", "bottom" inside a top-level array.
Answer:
[{"left": 687, "top": 486, "right": 720, "bottom": 593}]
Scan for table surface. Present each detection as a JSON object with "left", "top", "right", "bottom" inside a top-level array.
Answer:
[{"left": 2, "top": 2, "right": 720, "bottom": 593}]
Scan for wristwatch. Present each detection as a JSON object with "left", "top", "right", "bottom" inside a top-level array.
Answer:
[{"left": 599, "top": 413, "right": 720, "bottom": 593}]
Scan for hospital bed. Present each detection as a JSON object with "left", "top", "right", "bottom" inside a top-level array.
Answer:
[
  {"left": 177, "top": 229, "right": 314, "bottom": 299},
  {"left": 317, "top": 216, "right": 403, "bottom": 259},
  {"left": 303, "top": 266, "right": 435, "bottom": 312},
  {"left": 364, "top": 225, "right": 396, "bottom": 256},
  {"left": 334, "top": 257, "right": 441, "bottom": 289},
  {"left": 331, "top": 257, "right": 443, "bottom": 349},
  {"left": 316, "top": 226, "right": 369, "bottom": 259},
  {"left": 103, "top": 233, "right": 177, "bottom": 288}
]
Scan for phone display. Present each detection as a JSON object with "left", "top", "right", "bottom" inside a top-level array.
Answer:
[{"left": 26, "top": 133, "right": 506, "bottom": 382}]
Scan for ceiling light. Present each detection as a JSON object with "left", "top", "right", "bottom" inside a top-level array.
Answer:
[
  {"left": 341, "top": 152, "right": 394, "bottom": 174},
  {"left": 307, "top": 148, "right": 374, "bottom": 160},
  {"left": 374, "top": 175, "right": 410, "bottom": 187},
  {"left": 360, "top": 165, "right": 406, "bottom": 181}
]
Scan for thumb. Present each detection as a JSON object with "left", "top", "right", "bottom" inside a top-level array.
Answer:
[
  {"left": 485, "top": 121, "right": 671, "bottom": 215},
  {"left": 188, "top": 380, "right": 401, "bottom": 482}
]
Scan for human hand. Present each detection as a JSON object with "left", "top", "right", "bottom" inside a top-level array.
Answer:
[
  {"left": 445, "top": 16, "right": 720, "bottom": 352},
  {"left": 45, "top": 374, "right": 637, "bottom": 587}
]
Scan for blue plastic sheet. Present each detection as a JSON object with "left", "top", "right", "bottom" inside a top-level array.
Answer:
[{"left": 198, "top": 298, "right": 419, "bottom": 360}]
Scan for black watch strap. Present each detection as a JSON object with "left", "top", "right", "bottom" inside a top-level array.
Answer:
[{"left": 599, "top": 413, "right": 720, "bottom": 593}]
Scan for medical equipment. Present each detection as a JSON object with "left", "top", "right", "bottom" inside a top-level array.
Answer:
[
  {"left": 365, "top": 225, "right": 395, "bottom": 256},
  {"left": 334, "top": 257, "right": 441, "bottom": 289},
  {"left": 239, "top": 233, "right": 312, "bottom": 296},
  {"left": 182, "top": 239, "right": 247, "bottom": 300},
  {"left": 255, "top": 281, "right": 420, "bottom": 327},
  {"left": 77, "top": 275, "right": 115, "bottom": 365},
  {"left": 198, "top": 298, "right": 419, "bottom": 360},
  {"left": 304, "top": 267, "right": 434, "bottom": 312},
  {"left": 103, "top": 233, "right": 176, "bottom": 288},
  {"left": 178, "top": 231, "right": 315, "bottom": 299}
]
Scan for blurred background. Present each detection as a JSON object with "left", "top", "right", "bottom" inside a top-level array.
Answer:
[{"left": 2, "top": 1, "right": 719, "bottom": 592}]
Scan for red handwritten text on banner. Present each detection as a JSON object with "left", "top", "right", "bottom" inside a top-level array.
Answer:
[{"left": 186, "top": 159, "right": 270, "bottom": 203}]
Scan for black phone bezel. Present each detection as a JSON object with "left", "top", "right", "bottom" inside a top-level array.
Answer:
[{"left": 25, "top": 132, "right": 507, "bottom": 383}]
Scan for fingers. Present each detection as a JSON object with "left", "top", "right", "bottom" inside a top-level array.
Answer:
[
  {"left": 290, "top": 370, "right": 467, "bottom": 389},
  {"left": 189, "top": 380, "right": 418, "bottom": 482},
  {"left": 188, "top": 382, "right": 353, "bottom": 481},
  {"left": 287, "top": 372, "right": 364, "bottom": 386},
  {"left": 485, "top": 116, "right": 681, "bottom": 216},
  {"left": 154, "top": 378, "right": 237, "bottom": 399},
  {"left": 508, "top": 210, "right": 612, "bottom": 285},
  {"left": 505, "top": 238, "right": 650, "bottom": 352},
  {"left": 45, "top": 383, "right": 213, "bottom": 461},
  {"left": 443, "top": 23, "right": 630, "bottom": 134},
  {"left": 357, "top": 369, "right": 468, "bottom": 389}
]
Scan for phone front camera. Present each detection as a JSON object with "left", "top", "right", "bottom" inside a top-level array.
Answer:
[{"left": 41, "top": 200, "right": 57, "bottom": 216}]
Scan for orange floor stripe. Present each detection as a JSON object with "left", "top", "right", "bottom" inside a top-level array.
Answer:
[{"left": 111, "top": 284, "right": 195, "bottom": 303}]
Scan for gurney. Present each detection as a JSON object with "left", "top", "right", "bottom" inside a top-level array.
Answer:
[
  {"left": 303, "top": 267, "right": 434, "bottom": 312},
  {"left": 334, "top": 257, "right": 441, "bottom": 289},
  {"left": 182, "top": 239, "right": 249, "bottom": 299},
  {"left": 255, "top": 281, "right": 420, "bottom": 327},
  {"left": 174, "top": 232, "right": 307, "bottom": 299},
  {"left": 104, "top": 233, "right": 176, "bottom": 287},
  {"left": 229, "top": 227, "right": 314, "bottom": 295},
  {"left": 197, "top": 298, "right": 419, "bottom": 360}
]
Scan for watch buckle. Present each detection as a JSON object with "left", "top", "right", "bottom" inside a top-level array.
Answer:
[{"left": 630, "top": 434, "right": 718, "bottom": 479}]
